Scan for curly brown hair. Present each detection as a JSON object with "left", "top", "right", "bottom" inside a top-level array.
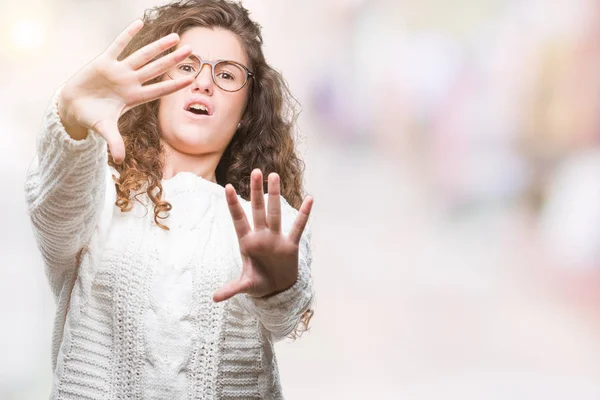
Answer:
[{"left": 108, "top": 0, "right": 313, "bottom": 339}]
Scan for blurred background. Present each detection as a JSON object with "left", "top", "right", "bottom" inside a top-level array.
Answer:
[{"left": 1, "top": 0, "right": 600, "bottom": 398}]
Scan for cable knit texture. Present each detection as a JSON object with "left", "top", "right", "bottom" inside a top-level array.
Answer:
[{"left": 24, "top": 88, "right": 315, "bottom": 400}]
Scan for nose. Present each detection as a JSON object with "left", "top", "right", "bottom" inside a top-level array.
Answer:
[{"left": 191, "top": 63, "right": 214, "bottom": 95}]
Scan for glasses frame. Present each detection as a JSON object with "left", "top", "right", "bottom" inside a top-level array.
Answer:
[{"left": 167, "top": 53, "right": 255, "bottom": 92}]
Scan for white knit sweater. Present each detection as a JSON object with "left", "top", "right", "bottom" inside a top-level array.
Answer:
[{"left": 24, "top": 89, "right": 314, "bottom": 400}]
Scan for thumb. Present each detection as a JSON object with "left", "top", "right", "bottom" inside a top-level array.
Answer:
[
  {"left": 93, "top": 119, "right": 125, "bottom": 163},
  {"left": 213, "top": 279, "right": 252, "bottom": 303}
]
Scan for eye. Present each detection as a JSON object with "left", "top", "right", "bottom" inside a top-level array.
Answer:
[
  {"left": 217, "top": 71, "right": 235, "bottom": 80},
  {"left": 178, "top": 64, "right": 196, "bottom": 73}
]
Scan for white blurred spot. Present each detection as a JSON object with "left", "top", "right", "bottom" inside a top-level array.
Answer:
[
  {"left": 540, "top": 150, "right": 600, "bottom": 269},
  {"left": 10, "top": 18, "right": 46, "bottom": 52}
]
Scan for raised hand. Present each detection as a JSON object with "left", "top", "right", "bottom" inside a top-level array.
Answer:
[
  {"left": 213, "top": 169, "right": 314, "bottom": 302},
  {"left": 57, "top": 19, "right": 195, "bottom": 162}
]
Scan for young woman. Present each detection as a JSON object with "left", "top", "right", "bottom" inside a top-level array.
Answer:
[{"left": 24, "top": 0, "right": 315, "bottom": 398}]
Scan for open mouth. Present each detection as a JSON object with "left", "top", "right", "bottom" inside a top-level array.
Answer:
[{"left": 186, "top": 103, "right": 210, "bottom": 116}]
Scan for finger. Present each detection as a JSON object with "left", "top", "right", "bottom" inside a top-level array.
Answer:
[
  {"left": 136, "top": 44, "right": 192, "bottom": 83},
  {"left": 251, "top": 169, "right": 267, "bottom": 229},
  {"left": 105, "top": 19, "right": 144, "bottom": 60},
  {"left": 288, "top": 195, "right": 313, "bottom": 245},
  {"left": 225, "top": 184, "right": 251, "bottom": 239},
  {"left": 125, "top": 32, "right": 180, "bottom": 70},
  {"left": 92, "top": 119, "right": 126, "bottom": 163},
  {"left": 267, "top": 173, "right": 281, "bottom": 234},
  {"left": 213, "top": 279, "right": 252, "bottom": 303},
  {"left": 134, "top": 75, "right": 194, "bottom": 105}
]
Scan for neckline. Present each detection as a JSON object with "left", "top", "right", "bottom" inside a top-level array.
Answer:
[{"left": 160, "top": 171, "right": 225, "bottom": 195}]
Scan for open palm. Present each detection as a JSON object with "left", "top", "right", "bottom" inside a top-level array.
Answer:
[
  {"left": 58, "top": 19, "right": 194, "bottom": 162},
  {"left": 213, "top": 169, "right": 313, "bottom": 302}
]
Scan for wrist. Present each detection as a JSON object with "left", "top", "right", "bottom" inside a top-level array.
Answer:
[
  {"left": 251, "top": 279, "right": 297, "bottom": 300},
  {"left": 58, "top": 93, "right": 88, "bottom": 141}
]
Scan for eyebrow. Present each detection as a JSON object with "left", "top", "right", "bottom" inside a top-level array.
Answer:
[{"left": 184, "top": 53, "right": 249, "bottom": 69}]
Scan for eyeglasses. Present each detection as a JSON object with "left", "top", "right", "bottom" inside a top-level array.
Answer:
[{"left": 166, "top": 54, "right": 254, "bottom": 92}]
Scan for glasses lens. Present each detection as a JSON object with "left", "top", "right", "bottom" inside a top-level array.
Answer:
[
  {"left": 214, "top": 61, "right": 247, "bottom": 91},
  {"left": 168, "top": 56, "right": 201, "bottom": 79}
]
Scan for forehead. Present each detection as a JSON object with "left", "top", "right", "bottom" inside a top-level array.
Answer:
[{"left": 177, "top": 27, "right": 248, "bottom": 65}]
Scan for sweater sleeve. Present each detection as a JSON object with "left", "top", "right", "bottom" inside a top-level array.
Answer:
[
  {"left": 24, "top": 86, "right": 109, "bottom": 297},
  {"left": 236, "top": 194, "right": 315, "bottom": 342}
]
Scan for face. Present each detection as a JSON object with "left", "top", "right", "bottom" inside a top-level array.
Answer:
[{"left": 158, "top": 27, "right": 250, "bottom": 157}]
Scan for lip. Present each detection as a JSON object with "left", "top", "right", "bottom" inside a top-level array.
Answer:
[
  {"left": 183, "top": 108, "right": 211, "bottom": 120},
  {"left": 184, "top": 96, "right": 214, "bottom": 116}
]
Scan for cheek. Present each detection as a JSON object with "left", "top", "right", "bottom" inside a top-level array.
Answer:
[
  {"left": 158, "top": 95, "right": 179, "bottom": 128},
  {"left": 225, "top": 91, "right": 249, "bottom": 120},
  {"left": 160, "top": 92, "right": 179, "bottom": 112},
  {"left": 216, "top": 94, "right": 247, "bottom": 143},
  {"left": 157, "top": 101, "right": 168, "bottom": 133}
]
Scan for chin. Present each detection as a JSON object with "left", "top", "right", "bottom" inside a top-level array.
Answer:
[
  {"left": 171, "top": 132, "right": 221, "bottom": 153},
  {"left": 173, "top": 127, "right": 213, "bottom": 145}
]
